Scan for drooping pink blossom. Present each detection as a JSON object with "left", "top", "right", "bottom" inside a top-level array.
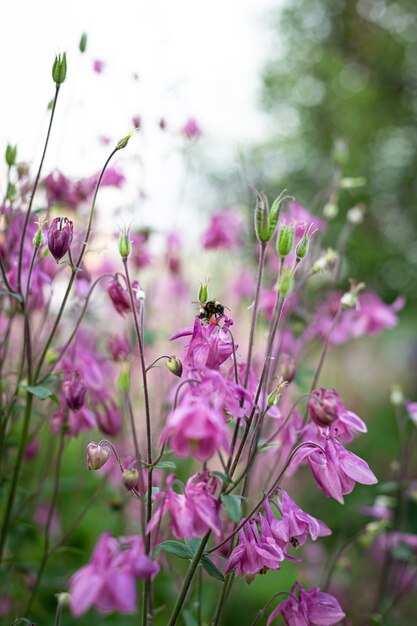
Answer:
[
  {"left": 181, "top": 117, "right": 202, "bottom": 139},
  {"left": 63, "top": 369, "right": 87, "bottom": 412},
  {"left": 47, "top": 217, "right": 73, "bottom": 262},
  {"left": 225, "top": 518, "right": 285, "bottom": 577},
  {"left": 68, "top": 531, "right": 158, "bottom": 616},
  {"left": 107, "top": 274, "right": 138, "bottom": 317},
  {"left": 161, "top": 396, "right": 228, "bottom": 461},
  {"left": 266, "top": 581, "right": 345, "bottom": 625},
  {"left": 148, "top": 473, "right": 221, "bottom": 539},
  {"left": 308, "top": 388, "right": 367, "bottom": 442},
  {"left": 93, "top": 59, "right": 105, "bottom": 74},
  {"left": 171, "top": 315, "right": 235, "bottom": 370}
]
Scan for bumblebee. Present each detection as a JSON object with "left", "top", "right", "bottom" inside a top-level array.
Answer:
[{"left": 198, "top": 300, "right": 225, "bottom": 323}]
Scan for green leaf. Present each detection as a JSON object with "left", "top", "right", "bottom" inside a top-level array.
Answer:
[
  {"left": 153, "top": 461, "right": 176, "bottom": 470},
  {"left": 184, "top": 538, "right": 201, "bottom": 552},
  {"left": 221, "top": 494, "right": 242, "bottom": 522},
  {"left": 26, "top": 385, "right": 57, "bottom": 401},
  {"left": 183, "top": 609, "right": 199, "bottom": 626},
  {"left": 200, "top": 556, "right": 225, "bottom": 582},
  {"left": 157, "top": 541, "right": 193, "bottom": 559},
  {"left": 212, "top": 471, "right": 230, "bottom": 484}
]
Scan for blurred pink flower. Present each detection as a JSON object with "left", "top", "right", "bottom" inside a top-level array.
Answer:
[
  {"left": 308, "top": 388, "right": 367, "bottom": 442},
  {"left": 181, "top": 117, "right": 202, "bottom": 139},
  {"left": 93, "top": 59, "right": 105, "bottom": 73},
  {"left": 201, "top": 210, "right": 244, "bottom": 250},
  {"left": 266, "top": 581, "right": 345, "bottom": 625},
  {"left": 225, "top": 518, "right": 285, "bottom": 577}
]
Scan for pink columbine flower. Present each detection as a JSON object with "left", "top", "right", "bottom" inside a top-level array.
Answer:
[
  {"left": 405, "top": 401, "right": 417, "bottom": 426},
  {"left": 181, "top": 117, "right": 202, "bottom": 139},
  {"left": 107, "top": 274, "right": 139, "bottom": 317},
  {"left": 47, "top": 217, "right": 73, "bottom": 262},
  {"left": 160, "top": 396, "right": 229, "bottom": 461},
  {"left": 68, "top": 531, "right": 158, "bottom": 616},
  {"left": 63, "top": 369, "right": 87, "bottom": 412},
  {"left": 148, "top": 472, "right": 221, "bottom": 539},
  {"left": 200, "top": 210, "right": 244, "bottom": 250},
  {"left": 294, "top": 436, "right": 377, "bottom": 504},
  {"left": 107, "top": 333, "right": 131, "bottom": 362},
  {"left": 95, "top": 397, "right": 123, "bottom": 436},
  {"left": 265, "top": 490, "right": 331, "bottom": 549},
  {"left": 93, "top": 59, "right": 105, "bottom": 73},
  {"left": 50, "top": 406, "right": 97, "bottom": 437},
  {"left": 308, "top": 388, "right": 367, "bottom": 442},
  {"left": 171, "top": 315, "right": 235, "bottom": 370},
  {"left": 225, "top": 518, "right": 285, "bottom": 577},
  {"left": 266, "top": 581, "right": 345, "bottom": 625}
]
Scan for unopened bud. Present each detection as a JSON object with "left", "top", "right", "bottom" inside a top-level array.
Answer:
[
  {"left": 198, "top": 282, "right": 209, "bottom": 303},
  {"left": 6, "top": 183, "right": 17, "bottom": 203},
  {"left": 323, "top": 202, "right": 338, "bottom": 219},
  {"left": 277, "top": 224, "right": 295, "bottom": 257},
  {"left": 295, "top": 233, "right": 310, "bottom": 260},
  {"left": 33, "top": 223, "right": 44, "bottom": 249},
  {"left": 340, "top": 176, "right": 366, "bottom": 189},
  {"left": 267, "top": 377, "right": 288, "bottom": 407},
  {"left": 390, "top": 385, "right": 404, "bottom": 407},
  {"left": 122, "top": 468, "right": 139, "bottom": 491},
  {"left": 347, "top": 205, "right": 365, "bottom": 225},
  {"left": 278, "top": 270, "right": 293, "bottom": 298},
  {"left": 279, "top": 354, "right": 296, "bottom": 383},
  {"left": 87, "top": 442, "right": 110, "bottom": 470},
  {"left": 79, "top": 32, "right": 88, "bottom": 53},
  {"left": 52, "top": 52, "right": 67, "bottom": 85},
  {"left": 5, "top": 144, "right": 17, "bottom": 167},
  {"left": 166, "top": 356, "right": 183, "bottom": 378},
  {"left": 340, "top": 281, "right": 365, "bottom": 310},
  {"left": 45, "top": 348, "right": 59, "bottom": 364},
  {"left": 118, "top": 229, "right": 131, "bottom": 259},
  {"left": 117, "top": 365, "right": 131, "bottom": 393},
  {"left": 56, "top": 592, "right": 70, "bottom": 607},
  {"left": 116, "top": 130, "right": 135, "bottom": 150},
  {"left": 47, "top": 216, "right": 73, "bottom": 262},
  {"left": 63, "top": 369, "right": 87, "bottom": 412},
  {"left": 312, "top": 249, "right": 338, "bottom": 273}
]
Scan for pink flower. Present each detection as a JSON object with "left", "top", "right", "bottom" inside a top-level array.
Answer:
[
  {"left": 201, "top": 210, "right": 244, "bottom": 250},
  {"left": 308, "top": 388, "right": 367, "bottom": 442},
  {"left": 107, "top": 333, "right": 131, "bottom": 361},
  {"left": 181, "top": 117, "right": 202, "bottom": 139},
  {"left": 69, "top": 531, "right": 158, "bottom": 616},
  {"left": 161, "top": 396, "right": 228, "bottom": 461},
  {"left": 294, "top": 436, "right": 377, "bottom": 504},
  {"left": 283, "top": 200, "right": 326, "bottom": 236},
  {"left": 266, "top": 582, "right": 345, "bottom": 625},
  {"left": 148, "top": 472, "right": 221, "bottom": 539},
  {"left": 130, "top": 232, "right": 153, "bottom": 269},
  {"left": 172, "top": 315, "right": 235, "bottom": 370},
  {"left": 405, "top": 401, "right": 417, "bottom": 426},
  {"left": 63, "top": 369, "right": 87, "bottom": 412},
  {"left": 95, "top": 397, "right": 122, "bottom": 436},
  {"left": 107, "top": 274, "right": 138, "bottom": 317},
  {"left": 225, "top": 518, "right": 285, "bottom": 577},
  {"left": 93, "top": 59, "right": 105, "bottom": 73},
  {"left": 50, "top": 406, "right": 97, "bottom": 437},
  {"left": 47, "top": 216, "right": 73, "bottom": 262}
]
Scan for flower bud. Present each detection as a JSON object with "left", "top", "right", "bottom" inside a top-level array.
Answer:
[
  {"left": 390, "top": 385, "right": 404, "bottom": 407},
  {"left": 87, "top": 442, "right": 110, "bottom": 470},
  {"left": 47, "top": 217, "right": 73, "bottom": 262},
  {"left": 340, "top": 281, "right": 365, "bottom": 310},
  {"left": 166, "top": 356, "right": 183, "bottom": 378},
  {"left": 308, "top": 388, "right": 339, "bottom": 427},
  {"left": 267, "top": 377, "right": 288, "bottom": 407},
  {"left": 312, "top": 249, "right": 338, "bottom": 273},
  {"left": 279, "top": 353, "right": 296, "bottom": 383},
  {"left": 5, "top": 144, "right": 17, "bottom": 167},
  {"left": 63, "top": 369, "right": 87, "bottom": 412},
  {"left": 117, "top": 365, "right": 131, "bottom": 394},
  {"left": 122, "top": 468, "right": 139, "bottom": 491},
  {"left": 323, "top": 201, "right": 338, "bottom": 220},
  {"left": 116, "top": 130, "right": 135, "bottom": 150},
  {"left": 278, "top": 270, "right": 293, "bottom": 298},
  {"left": 118, "top": 229, "right": 131, "bottom": 259},
  {"left": 277, "top": 224, "right": 295, "bottom": 257},
  {"left": 56, "top": 592, "right": 70, "bottom": 607},
  {"left": 79, "top": 32, "right": 88, "bottom": 53},
  {"left": 52, "top": 52, "right": 67, "bottom": 85},
  {"left": 33, "top": 222, "right": 44, "bottom": 249},
  {"left": 295, "top": 233, "right": 310, "bottom": 260},
  {"left": 347, "top": 205, "right": 365, "bottom": 225},
  {"left": 107, "top": 275, "right": 133, "bottom": 317},
  {"left": 198, "top": 282, "right": 209, "bottom": 303}
]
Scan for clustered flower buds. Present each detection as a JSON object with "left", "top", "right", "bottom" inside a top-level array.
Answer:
[{"left": 47, "top": 217, "right": 73, "bottom": 262}]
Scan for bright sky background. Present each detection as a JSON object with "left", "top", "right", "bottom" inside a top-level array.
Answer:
[{"left": 0, "top": 0, "right": 284, "bottom": 239}]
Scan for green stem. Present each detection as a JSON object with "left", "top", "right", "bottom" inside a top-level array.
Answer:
[
  {"left": 167, "top": 533, "right": 210, "bottom": 626},
  {"left": 17, "top": 85, "right": 60, "bottom": 292}
]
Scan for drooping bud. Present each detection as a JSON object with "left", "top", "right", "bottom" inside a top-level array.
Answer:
[
  {"left": 47, "top": 217, "right": 73, "bottom": 262},
  {"left": 166, "top": 356, "right": 183, "bottom": 378},
  {"left": 122, "top": 468, "right": 139, "bottom": 491},
  {"left": 277, "top": 224, "right": 295, "bottom": 257},
  {"left": 340, "top": 281, "right": 365, "bottom": 310},
  {"left": 308, "top": 388, "right": 339, "bottom": 427},
  {"left": 198, "top": 282, "right": 209, "bottom": 303},
  {"left": 279, "top": 353, "right": 297, "bottom": 383},
  {"left": 278, "top": 269, "right": 293, "bottom": 298},
  {"left": 63, "top": 369, "right": 87, "bottom": 412},
  {"left": 79, "top": 32, "right": 88, "bottom": 53},
  {"left": 5, "top": 144, "right": 17, "bottom": 167},
  {"left": 118, "top": 228, "right": 131, "bottom": 259},
  {"left": 87, "top": 442, "right": 110, "bottom": 470},
  {"left": 107, "top": 274, "right": 137, "bottom": 317},
  {"left": 52, "top": 52, "right": 67, "bottom": 85}
]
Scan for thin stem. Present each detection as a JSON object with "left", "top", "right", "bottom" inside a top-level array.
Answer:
[
  {"left": 124, "top": 393, "right": 146, "bottom": 537},
  {"left": 173, "top": 378, "right": 201, "bottom": 410},
  {"left": 166, "top": 533, "right": 210, "bottom": 626},
  {"left": 321, "top": 528, "right": 366, "bottom": 590},
  {"left": 145, "top": 355, "right": 172, "bottom": 372},
  {"left": 34, "top": 149, "right": 118, "bottom": 381},
  {"left": 244, "top": 242, "right": 266, "bottom": 388},
  {"left": 310, "top": 308, "right": 342, "bottom": 394},
  {"left": 251, "top": 591, "right": 292, "bottom": 626},
  {"left": 17, "top": 85, "right": 60, "bottom": 292},
  {"left": 219, "top": 324, "right": 239, "bottom": 385},
  {"left": 211, "top": 572, "right": 233, "bottom": 626}
]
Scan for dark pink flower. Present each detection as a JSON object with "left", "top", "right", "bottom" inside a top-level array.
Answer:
[
  {"left": 294, "top": 436, "right": 377, "bottom": 504},
  {"left": 68, "top": 531, "right": 158, "bottom": 616},
  {"left": 225, "top": 518, "right": 285, "bottom": 577},
  {"left": 107, "top": 274, "right": 138, "bottom": 317},
  {"left": 266, "top": 581, "right": 345, "bottom": 625},
  {"left": 148, "top": 472, "right": 221, "bottom": 539},
  {"left": 95, "top": 397, "right": 122, "bottom": 436},
  {"left": 181, "top": 117, "right": 202, "bottom": 139},
  {"left": 107, "top": 333, "right": 131, "bottom": 361},
  {"left": 201, "top": 210, "right": 244, "bottom": 250},
  {"left": 308, "top": 388, "right": 367, "bottom": 442},
  {"left": 161, "top": 396, "right": 228, "bottom": 461},
  {"left": 47, "top": 216, "right": 73, "bottom": 262},
  {"left": 63, "top": 369, "right": 87, "bottom": 412}
]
